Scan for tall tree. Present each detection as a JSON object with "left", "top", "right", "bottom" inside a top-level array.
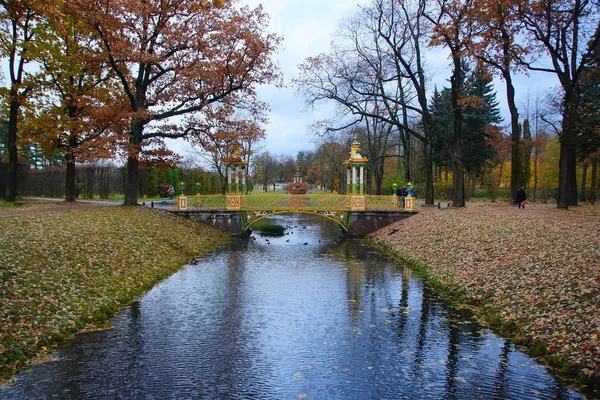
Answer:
[
  {"left": 430, "top": 66, "right": 501, "bottom": 193},
  {"left": 429, "top": 87, "right": 453, "bottom": 177},
  {"left": 74, "top": 0, "right": 281, "bottom": 205},
  {"left": 519, "top": 0, "right": 600, "bottom": 208},
  {"left": 466, "top": 0, "right": 526, "bottom": 201},
  {"left": 0, "top": 0, "right": 47, "bottom": 201},
  {"left": 252, "top": 150, "right": 277, "bottom": 191},
  {"left": 426, "top": 0, "right": 473, "bottom": 206},
  {"left": 296, "top": 151, "right": 313, "bottom": 181},
  {"left": 295, "top": 0, "right": 436, "bottom": 204},
  {"left": 462, "top": 66, "right": 502, "bottom": 181},
  {"left": 187, "top": 104, "right": 266, "bottom": 194},
  {"left": 520, "top": 118, "right": 533, "bottom": 189},
  {"left": 311, "top": 137, "right": 348, "bottom": 193},
  {"left": 24, "top": 3, "right": 124, "bottom": 201}
]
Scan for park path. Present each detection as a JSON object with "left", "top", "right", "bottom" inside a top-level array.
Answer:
[{"left": 0, "top": 198, "right": 119, "bottom": 217}]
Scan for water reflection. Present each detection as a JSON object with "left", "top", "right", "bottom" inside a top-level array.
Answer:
[{"left": 0, "top": 214, "right": 588, "bottom": 399}]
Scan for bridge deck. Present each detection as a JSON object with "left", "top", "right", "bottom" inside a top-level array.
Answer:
[{"left": 182, "top": 194, "right": 410, "bottom": 212}]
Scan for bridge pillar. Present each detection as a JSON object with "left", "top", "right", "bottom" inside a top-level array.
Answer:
[
  {"left": 178, "top": 195, "right": 188, "bottom": 210},
  {"left": 405, "top": 195, "right": 414, "bottom": 210},
  {"left": 404, "top": 181, "right": 415, "bottom": 210},
  {"left": 344, "top": 138, "right": 368, "bottom": 195},
  {"left": 224, "top": 144, "right": 249, "bottom": 195}
]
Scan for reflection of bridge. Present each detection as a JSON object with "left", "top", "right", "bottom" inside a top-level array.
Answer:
[{"left": 168, "top": 194, "right": 416, "bottom": 235}]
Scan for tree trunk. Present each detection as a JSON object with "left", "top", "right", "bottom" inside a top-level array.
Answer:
[
  {"left": 504, "top": 56, "right": 521, "bottom": 202},
  {"left": 423, "top": 136, "right": 434, "bottom": 204},
  {"left": 556, "top": 137, "right": 570, "bottom": 209},
  {"left": 557, "top": 109, "right": 578, "bottom": 209},
  {"left": 450, "top": 63, "right": 465, "bottom": 207},
  {"left": 124, "top": 121, "right": 144, "bottom": 205},
  {"left": 65, "top": 155, "right": 76, "bottom": 202},
  {"left": 568, "top": 143, "right": 578, "bottom": 206},
  {"left": 579, "top": 162, "right": 588, "bottom": 201},
  {"left": 6, "top": 97, "right": 19, "bottom": 202},
  {"left": 590, "top": 158, "right": 598, "bottom": 204},
  {"left": 401, "top": 84, "right": 411, "bottom": 184},
  {"left": 533, "top": 144, "right": 538, "bottom": 202}
]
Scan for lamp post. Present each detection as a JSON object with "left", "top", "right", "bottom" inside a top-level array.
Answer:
[
  {"left": 405, "top": 181, "right": 414, "bottom": 210},
  {"left": 177, "top": 181, "right": 188, "bottom": 210},
  {"left": 194, "top": 182, "right": 201, "bottom": 207}
]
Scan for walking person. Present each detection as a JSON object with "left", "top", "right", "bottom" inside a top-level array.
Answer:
[{"left": 515, "top": 187, "right": 526, "bottom": 209}]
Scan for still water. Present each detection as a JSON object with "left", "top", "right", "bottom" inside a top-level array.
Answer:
[{"left": 0, "top": 215, "right": 587, "bottom": 399}]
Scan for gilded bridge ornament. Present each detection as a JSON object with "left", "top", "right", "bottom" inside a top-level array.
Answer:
[{"left": 178, "top": 194, "right": 413, "bottom": 232}]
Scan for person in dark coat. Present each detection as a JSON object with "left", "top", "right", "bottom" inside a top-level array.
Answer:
[{"left": 515, "top": 187, "right": 526, "bottom": 209}]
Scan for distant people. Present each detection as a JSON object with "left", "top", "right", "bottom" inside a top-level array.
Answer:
[
  {"left": 515, "top": 187, "right": 526, "bottom": 209},
  {"left": 163, "top": 185, "right": 169, "bottom": 199},
  {"left": 168, "top": 185, "right": 175, "bottom": 200}
]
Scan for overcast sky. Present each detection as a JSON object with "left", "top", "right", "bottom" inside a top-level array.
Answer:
[
  {"left": 174, "top": 0, "right": 370, "bottom": 159},
  {"left": 167, "top": 0, "right": 558, "bottom": 159}
]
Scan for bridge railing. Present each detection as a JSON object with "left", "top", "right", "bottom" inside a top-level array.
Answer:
[
  {"left": 184, "top": 194, "right": 409, "bottom": 211},
  {"left": 189, "top": 195, "right": 227, "bottom": 209}
]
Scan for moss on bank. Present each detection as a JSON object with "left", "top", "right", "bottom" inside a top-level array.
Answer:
[{"left": 0, "top": 206, "right": 228, "bottom": 381}]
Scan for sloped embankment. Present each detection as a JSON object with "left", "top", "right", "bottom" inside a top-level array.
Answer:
[
  {"left": 0, "top": 206, "right": 228, "bottom": 381},
  {"left": 370, "top": 202, "right": 600, "bottom": 386}
]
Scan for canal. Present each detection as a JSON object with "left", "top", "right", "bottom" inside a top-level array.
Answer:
[{"left": 0, "top": 215, "right": 587, "bottom": 399}]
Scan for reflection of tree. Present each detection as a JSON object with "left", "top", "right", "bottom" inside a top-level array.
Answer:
[
  {"left": 493, "top": 340, "right": 511, "bottom": 398},
  {"left": 344, "top": 255, "right": 365, "bottom": 322},
  {"left": 212, "top": 245, "right": 253, "bottom": 391},
  {"left": 412, "top": 283, "right": 430, "bottom": 378},
  {"left": 444, "top": 308, "right": 461, "bottom": 397},
  {"left": 396, "top": 268, "right": 410, "bottom": 339}
]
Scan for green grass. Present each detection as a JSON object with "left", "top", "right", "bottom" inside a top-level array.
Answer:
[{"left": 0, "top": 198, "right": 57, "bottom": 210}]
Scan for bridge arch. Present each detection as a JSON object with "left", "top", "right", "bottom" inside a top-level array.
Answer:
[{"left": 242, "top": 210, "right": 351, "bottom": 232}]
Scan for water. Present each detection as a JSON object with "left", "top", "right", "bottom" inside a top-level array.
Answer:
[{"left": 0, "top": 215, "right": 588, "bottom": 399}]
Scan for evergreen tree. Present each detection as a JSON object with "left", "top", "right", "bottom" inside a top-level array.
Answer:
[
  {"left": 521, "top": 119, "right": 533, "bottom": 189},
  {"left": 461, "top": 67, "right": 502, "bottom": 177},
  {"left": 429, "top": 67, "right": 502, "bottom": 183},
  {"left": 429, "top": 87, "right": 453, "bottom": 174}
]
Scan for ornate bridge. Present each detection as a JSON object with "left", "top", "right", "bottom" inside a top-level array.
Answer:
[
  {"left": 171, "top": 193, "right": 415, "bottom": 234},
  {"left": 164, "top": 139, "right": 416, "bottom": 235}
]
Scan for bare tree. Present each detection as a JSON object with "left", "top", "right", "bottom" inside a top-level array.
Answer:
[
  {"left": 295, "top": 0, "right": 436, "bottom": 204},
  {"left": 519, "top": 0, "right": 600, "bottom": 208}
]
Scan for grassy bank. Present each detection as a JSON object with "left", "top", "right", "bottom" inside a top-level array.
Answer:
[
  {"left": 370, "top": 202, "right": 600, "bottom": 390},
  {"left": 0, "top": 206, "right": 228, "bottom": 381}
]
